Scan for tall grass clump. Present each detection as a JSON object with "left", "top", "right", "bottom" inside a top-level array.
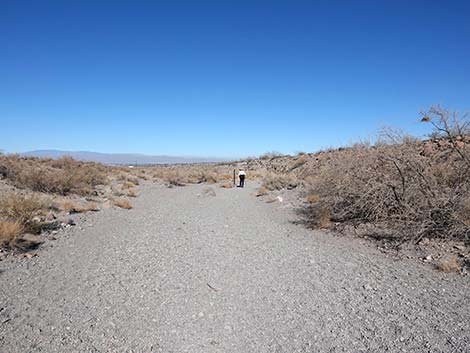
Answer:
[{"left": 0, "top": 193, "right": 48, "bottom": 250}]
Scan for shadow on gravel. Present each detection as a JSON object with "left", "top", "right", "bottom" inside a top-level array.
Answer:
[
  {"left": 292, "top": 204, "right": 405, "bottom": 252},
  {"left": 291, "top": 204, "right": 319, "bottom": 229}
]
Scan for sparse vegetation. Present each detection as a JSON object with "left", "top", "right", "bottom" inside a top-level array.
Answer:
[
  {"left": 0, "top": 193, "right": 49, "bottom": 250},
  {"left": 0, "top": 155, "right": 108, "bottom": 195},
  {"left": 126, "top": 188, "right": 137, "bottom": 197},
  {"left": 112, "top": 198, "right": 133, "bottom": 209},
  {"left": 294, "top": 106, "right": 470, "bottom": 245},
  {"left": 1, "top": 105, "right": 467, "bottom": 265},
  {"left": 150, "top": 164, "right": 237, "bottom": 187},
  {"left": 0, "top": 193, "right": 46, "bottom": 233},
  {"left": 305, "top": 194, "right": 320, "bottom": 204},
  {"left": 255, "top": 186, "right": 269, "bottom": 196},
  {"left": 0, "top": 155, "right": 141, "bottom": 251},
  {"left": 0, "top": 220, "right": 24, "bottom": 249},
  {"left": 60, "top": 201, "right": 99, "bottom": 213},
  {"left": 121, "top": 181, "right": 136, "bottom": 189},
  {"left": 262, "top": 172, "right": 299, "bottom": 191},
  {"left": 436, "top": 255, "right": 460, "bottom": 272}
]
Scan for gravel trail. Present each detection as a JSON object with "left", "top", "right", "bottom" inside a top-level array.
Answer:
[{"left": 1, "top": 182, "right": 469, "bottom": 352}]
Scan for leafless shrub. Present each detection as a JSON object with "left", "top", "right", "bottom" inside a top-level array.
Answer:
[
  {"left": 302, "top": 106, "right": 470, "bottom": 244},
  {"left": 421, "top": 105, "right": 470, "bottom": 167},
  {"left": 377, "top": 126, "right": 421, "bottom": 145}
]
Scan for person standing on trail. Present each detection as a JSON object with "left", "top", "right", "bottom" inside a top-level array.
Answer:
[{"left": 238, "top": 169, "right": 246, "bottom": 187}]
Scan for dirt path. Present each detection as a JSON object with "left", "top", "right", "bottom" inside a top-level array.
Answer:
[{"left": 1, "top": 182, "right": 469, "bottom": 352}]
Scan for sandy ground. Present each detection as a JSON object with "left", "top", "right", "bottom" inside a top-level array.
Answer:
[{"left": 1, "top": 182, "right": 469, "bottom": 352}]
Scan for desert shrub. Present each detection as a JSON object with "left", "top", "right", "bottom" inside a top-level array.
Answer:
[
  {"left": 165, "top": 170, "right": 184, "bottom": 187},
  {"left": 220, "top": 181, "right": 233, "bottom": 188},
  {"left": 305, "top": 194, "right": 320, "bottom": 203},
  {"left": 0, "top": 193, "right": 45, "bottom": 225},
  {"left": 0, "top": 193, "right": 47, "bottom": 234},
  {"left": 290, "top": 154, "right": 309, "bottom": 170},
  {"left": 151, "top": 165, "right": 239, "bottom": 186},
  {"left": 436, "top": 255, "right": 460, "bottom": 272},
  {"left": 0, "top": 155, "right": 108, "bottom": 195},
  {"left": 60, "top": 201, "right": 99, "bottom": 213},
  {"left": 255, "top": 186, "right": 269, "bottom": 196},
  {"left": 303, "top": 106, "right": 470, "bottom": 243},
  {"left": 117, "top": 172, "right": 139, "bottom": 186},
  {"left": 112, "top": 198, "right": 133, "bottom": 209},
  {"left": 0, "top": 220, "right": 42, "bottom": 251},
  {"left": 126, "top": 188, "right": 137, "bottom": 197},
  {"left": 198, "top": 170, "right": 218, "bottom": 184},
  {"left": 0, "top": 220, "right": 24, "bottom": 248},
  {"left": 262, "top": 172, "right": 299, "bottom": 190},
  {"left": 219, "top": 173, "right": 233, "bottom": 180},
  {"left": 121, "top": 181, "right": 136, "bottom": 189}
]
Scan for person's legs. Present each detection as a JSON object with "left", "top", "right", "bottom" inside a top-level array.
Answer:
[{"left": 240, "top": 175, "right": 245, "bottom": 187}]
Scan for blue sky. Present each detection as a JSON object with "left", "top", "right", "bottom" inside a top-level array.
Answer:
[{"left": 1, "top": 1, "right": 469, "bottom": 158}]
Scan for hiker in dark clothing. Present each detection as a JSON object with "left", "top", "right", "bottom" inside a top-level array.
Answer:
[{"left": 238, "top": 169, "right": 246, "bottom": 187}]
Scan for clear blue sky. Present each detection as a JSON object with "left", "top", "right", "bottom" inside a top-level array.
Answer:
[{"left": 1, "top": 1, "right": 469, "bottom": 158}]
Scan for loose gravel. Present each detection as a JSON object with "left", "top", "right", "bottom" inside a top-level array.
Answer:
[{"left": 1, "top": 182, "right": 469, "bottom": 352}]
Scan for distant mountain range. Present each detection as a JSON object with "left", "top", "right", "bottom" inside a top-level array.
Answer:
[{"left": 21, "top": 150, "right": 230, "bottom": 165}]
